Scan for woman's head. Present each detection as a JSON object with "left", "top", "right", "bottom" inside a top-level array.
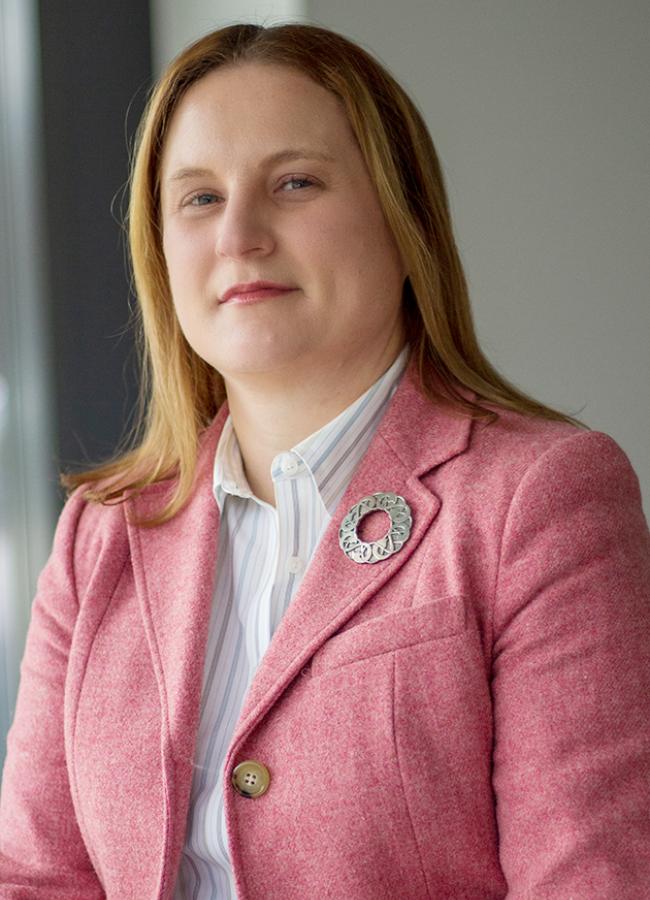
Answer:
[
  {"left": 158, "top": 60, "right": 408, "bottom": 393},
  {"left": 129, "top": 22, "right": 477, "bottom": 419},
  {"left": 64, "top": 22, "right": 583, "bottom": 522}
]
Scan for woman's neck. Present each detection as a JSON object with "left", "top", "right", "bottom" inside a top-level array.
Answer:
[{"left": 223, "top": 343, "right": 405, "bottom": 507}]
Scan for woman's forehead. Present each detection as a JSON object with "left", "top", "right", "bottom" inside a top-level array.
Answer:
[{"left": 160, "top": 63, "right": 355, "bottom": 176}]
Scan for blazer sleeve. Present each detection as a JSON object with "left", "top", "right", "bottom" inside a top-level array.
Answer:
[
  {"left": 0, "top": 488, "right": 105, "bottom": 898},
  {"left": 491, "top": 430, "right": 650, "bottom": 897}
]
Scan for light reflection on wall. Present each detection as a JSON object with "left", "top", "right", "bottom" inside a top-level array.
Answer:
[
  {"left": 0, "top": 0, "right": 57, "bottom": 769},
  {"left": 0, "top": 375, "right": 18, "bottom": 753}
]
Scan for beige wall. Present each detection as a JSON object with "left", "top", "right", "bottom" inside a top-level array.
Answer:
[
  {"left": 150, "top": 0, "right": 303, "bottom": 74},
  {"left": 151, "top": 1, "right": 650, "bottom": 516}
]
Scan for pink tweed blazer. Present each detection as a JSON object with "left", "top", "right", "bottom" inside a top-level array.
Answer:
[{"left": 1, "top": 361, "right": 649, "bottom": 899}]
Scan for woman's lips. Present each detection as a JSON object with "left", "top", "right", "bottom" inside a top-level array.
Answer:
[{"left": 220, "top": 288, "right": 296, "bottom": 305}]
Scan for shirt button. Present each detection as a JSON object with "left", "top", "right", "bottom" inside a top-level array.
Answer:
[
  {"left": 231, "top": 760, "right": 271, "bottom": 798},
  {"left": 281, "top": 455, "right": 300, "bottom": 476},
  {"left": 287, "top": 556, "right": 304, "bottom": 575}
]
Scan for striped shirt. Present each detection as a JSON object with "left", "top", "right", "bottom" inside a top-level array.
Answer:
[{"left": 173, "top": 344, "right": 410, "bottom": 898}]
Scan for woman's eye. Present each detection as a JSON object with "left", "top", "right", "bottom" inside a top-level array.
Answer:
[
  {"left": 280, "top": 177, "right": 315, "bottom": 191},
  {"left": 187, "top": 192, "right": 218, "bottom": 207}
]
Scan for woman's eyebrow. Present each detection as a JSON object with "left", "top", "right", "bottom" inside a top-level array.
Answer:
[
  {"left": 261, "top": 148, "right": 336, "bottom": 166},
  {"left": 166, "top": 148, "right": 336, "bottom": 183}
]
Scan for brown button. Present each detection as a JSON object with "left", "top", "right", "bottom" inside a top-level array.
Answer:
[{"left": 231, "top": 760, "right": 271, "bottom": 798}]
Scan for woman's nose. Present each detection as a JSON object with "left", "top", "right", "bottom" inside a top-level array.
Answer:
[{"left": 214, "top": 194, "right": 274, "bottom": 259}]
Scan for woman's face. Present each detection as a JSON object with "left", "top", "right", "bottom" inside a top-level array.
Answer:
[{"left": 159, "top": 62, "right": 407, "bottom": 386}]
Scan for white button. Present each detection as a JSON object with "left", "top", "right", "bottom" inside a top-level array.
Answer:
[
  {"left": 287, "top": 556, "right": 304, "bottom": 575},
  {"left": 281, "top": 455, "right": 300, "bottom": 476}
]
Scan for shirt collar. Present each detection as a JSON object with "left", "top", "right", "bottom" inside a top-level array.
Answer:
[
  {"left": 213, "top": 345, "right": 411, "bottom": 515},
  {"left": 212, "top": 416, "right": 254, "bottom": 505}
]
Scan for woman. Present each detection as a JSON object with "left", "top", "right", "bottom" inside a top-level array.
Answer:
[{"left": 1, "top": 21, "right": 649, "bottom": 899}]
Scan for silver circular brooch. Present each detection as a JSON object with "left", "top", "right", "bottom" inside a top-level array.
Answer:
[{"left": 338, "top": 492, "right": 413, "bottom": 564}]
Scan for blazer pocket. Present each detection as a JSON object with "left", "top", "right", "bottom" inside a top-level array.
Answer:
[{"left": 311, "top": 594, "right": 467, "bottom": 675}]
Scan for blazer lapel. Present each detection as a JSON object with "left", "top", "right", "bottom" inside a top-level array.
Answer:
[
  {"left": 126, "top": 402, "right": 233, "bottom": 893},
  {"left": 230, "top": 359, "right": 475, "bottom": 747},
  {"left": 126, "top": 403, "right": 228, "bottom": 783}
]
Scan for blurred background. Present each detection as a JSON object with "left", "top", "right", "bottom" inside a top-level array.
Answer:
[{"left": 1, "top": 0, "right": 648, "bottom": 767}]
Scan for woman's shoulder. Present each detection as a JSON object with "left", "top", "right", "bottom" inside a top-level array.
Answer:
[
  {"left": 52, "top": 483, "right": 132, "bottom": 587},
  {"left": 466, "top": 404, "right": 643, "bottom": 513},
  {"left": 471, "top": 399, "right": 606, "bottom": 462},
  {"left": 411, "top": 371, "right": 629, "bottom": 484}
]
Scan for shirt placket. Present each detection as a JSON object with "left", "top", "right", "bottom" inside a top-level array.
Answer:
[{"left": 269, "top": 451, "right": 310, "bottom": 637}]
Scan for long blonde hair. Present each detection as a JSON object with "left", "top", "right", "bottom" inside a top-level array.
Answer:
[{"left": 62, "top": 22, "right": 586, "bottom": 525}]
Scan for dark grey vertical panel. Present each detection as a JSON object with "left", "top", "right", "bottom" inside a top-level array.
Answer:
[{"left": 38, "top": 0, "right": 152, "bottom": 474}]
